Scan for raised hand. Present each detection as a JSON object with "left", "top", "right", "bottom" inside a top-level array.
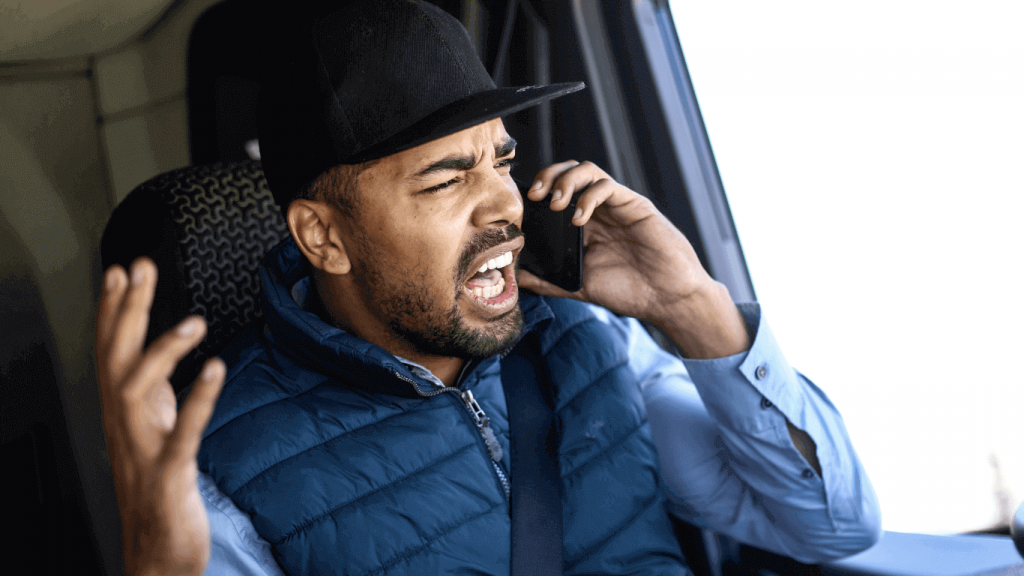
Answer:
[
  {"left": 95, "top": 257, "right": 224, "bottom": 576},
  {"left": 517, "top": 161, "right": 749, "bottom": 358}
]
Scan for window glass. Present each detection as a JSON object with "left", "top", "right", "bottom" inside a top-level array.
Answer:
[{"left": 670, "top": 0, "right": 1024, "bottom": 534}]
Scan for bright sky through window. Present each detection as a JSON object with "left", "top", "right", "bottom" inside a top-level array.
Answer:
[{"left": 669, "top": 1, "right": 1024, "bottom": 534}]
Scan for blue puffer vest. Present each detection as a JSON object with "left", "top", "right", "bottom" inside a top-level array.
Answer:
[{"left": 198, "top": 238, "right": 689, "bottom": 575}]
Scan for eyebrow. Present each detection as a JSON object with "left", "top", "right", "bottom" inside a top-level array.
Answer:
[
  {"left": 495, "top": 136, "right": 517, "bottom": 158},
  {"left": 411, "top": 136, "right": 517, "bottom": 180}
]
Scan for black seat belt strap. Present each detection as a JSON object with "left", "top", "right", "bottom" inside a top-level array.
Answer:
[{"left": 501, "top": 332, "right": 563, "bottom": 575}]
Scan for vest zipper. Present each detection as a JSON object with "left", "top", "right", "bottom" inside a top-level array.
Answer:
[
  {"left": 490, "top": 460, "right": 511, "bottom": 502},
  {"left": 392, "top": 370, "right": 511, "bottom": 502},
  {"left": 459, "top": 389, "right": 510, "bottom": 501}
]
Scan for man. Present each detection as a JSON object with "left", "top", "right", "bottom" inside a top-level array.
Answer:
[{"left": 94, "top": 1, "right": 880, "bottom": 575}]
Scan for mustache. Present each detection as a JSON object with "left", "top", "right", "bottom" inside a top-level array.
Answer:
[{"left": 456, "top": 223, "right": 523, "bottom": 281}]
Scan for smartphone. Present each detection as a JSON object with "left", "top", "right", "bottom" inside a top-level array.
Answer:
[{"left": 518, "top": 193, "right": 583, "bottom": 292}]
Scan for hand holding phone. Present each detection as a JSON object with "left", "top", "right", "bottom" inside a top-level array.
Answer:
[{"left": 517, "top": 160, "right": 749, "bottom": 359}]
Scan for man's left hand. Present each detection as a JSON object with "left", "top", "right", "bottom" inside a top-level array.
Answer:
[{"left": 516, "top": 161, "right": 750, "bottom": 359}]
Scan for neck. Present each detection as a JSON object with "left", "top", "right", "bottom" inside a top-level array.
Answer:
[{"left": 311, "top": 273, "right": 465, "bottom": 387}]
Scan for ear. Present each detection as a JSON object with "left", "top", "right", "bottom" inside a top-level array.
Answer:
[{"left": 287, "top": 199, "right": 352, "bottom": 275}]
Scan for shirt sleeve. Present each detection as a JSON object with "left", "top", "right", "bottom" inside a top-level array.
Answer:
[
  {"left": 631, "top": 303, "right": 882, "bottom": 564},
  {"left": 199, "top": 472, "right": 287, "bottom": 576}
]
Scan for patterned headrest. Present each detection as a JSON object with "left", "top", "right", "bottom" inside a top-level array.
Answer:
[{"left": 100, "top": 161, "right": 289, "bottom": 392}]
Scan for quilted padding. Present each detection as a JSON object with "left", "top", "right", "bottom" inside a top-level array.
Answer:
[{"left": 198, "top": 238, "right": 691, "bottom": 575}]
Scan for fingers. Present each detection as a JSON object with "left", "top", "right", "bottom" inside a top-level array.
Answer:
[
  {"left": 516, "top": 268, "right": 588, "bottom": 302},
  {"left": 528, "top": 160, "right": 611, "bottom": 211},
  {"left": 526, "top": 160, "right": 582, "bottom": 202},
  {"left": 166, "top": 358, "right": 225, "bottom": 467},
  {"left": 526, "top": 161, "right": 623, "bottom": 222},
  {"left": 123, "top": 316, "right": 208, "bottom": 400},
  {"left": 571, "top": 177, "right": 619, "bottom": 226},
  {"left": 106, "top": 258, "right": 159, "bottom": 379},
  {"left": 96, "top": 265, "right": 129, "bottom": 366}
]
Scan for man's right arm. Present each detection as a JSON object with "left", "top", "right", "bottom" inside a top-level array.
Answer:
[
  {"left": 627, "top": 307, "right": 881, "bottom": 563},
  {"left": 95, "top": 258, "right": 224, "bottom": 576}
]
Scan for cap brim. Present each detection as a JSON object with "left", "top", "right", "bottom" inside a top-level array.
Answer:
[{"left": 346, "top": 81, "right": 585, "bottom": 164}]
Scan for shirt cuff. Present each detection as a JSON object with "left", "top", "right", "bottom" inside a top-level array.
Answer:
[{"left": 680, "top": 302, "right": 802, "bottom": 434}]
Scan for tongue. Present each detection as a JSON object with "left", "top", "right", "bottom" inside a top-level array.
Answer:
[{"left": 466, "top": 268, "right": 501, "bottom": 288}]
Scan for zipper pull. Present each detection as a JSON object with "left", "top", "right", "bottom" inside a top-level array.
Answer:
[{"left": 461, "top": 390, "right": 503, "bottom": 462}]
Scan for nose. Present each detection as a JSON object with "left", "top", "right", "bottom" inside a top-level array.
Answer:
[{"left": 471, "top": 168, "right": 523, "bottom": 230}]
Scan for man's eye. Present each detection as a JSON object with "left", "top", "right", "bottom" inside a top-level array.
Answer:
[
  {"left": 497, "top": 159, "right": 517, "bottom": 171},
  {"left": 425, "top": 179, "right": 458, "bottom": 193}
]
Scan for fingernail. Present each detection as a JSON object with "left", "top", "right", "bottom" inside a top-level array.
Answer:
[
  {"left": 574, "top": 207, "right": 583, "bottom": 220},
  {"left": 130, "top": 263, "right": 145, "bottom": 285},
  {"left": 530, "top": 180, "right": 543, "bottom": 191},
  {"left": 552, "top": 189, "right": 562, "bottom": 202},
  {"left": 177, "top": 317, "right": 200, "bottom": 336},
  {"left": 201, "top": 361, "right": 222, "bottom": 380}
]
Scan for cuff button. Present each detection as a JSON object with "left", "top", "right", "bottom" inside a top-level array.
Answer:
[
  {"left": 760, "top": 397, "right": 773, "bottom": 409},
  {"left": 755, "top": 364, "right": 768, "bottom": 380}
]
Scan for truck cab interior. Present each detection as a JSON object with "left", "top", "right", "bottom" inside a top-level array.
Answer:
[{"left": 1, "top": 1, "right": 1021, "bottom": 575}]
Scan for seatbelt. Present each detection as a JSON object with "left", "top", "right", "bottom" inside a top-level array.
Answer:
[{"left": 501, "top": 332, "right": 564, "bottom": 575}]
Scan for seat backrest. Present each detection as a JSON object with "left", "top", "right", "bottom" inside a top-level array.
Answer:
[{"left": 100, "top": 160, "right": 289, "bottom": 392}]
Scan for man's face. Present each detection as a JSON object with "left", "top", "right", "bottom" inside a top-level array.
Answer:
[{"left": 342, "top": 118, "right": 526, "bottom": 360}]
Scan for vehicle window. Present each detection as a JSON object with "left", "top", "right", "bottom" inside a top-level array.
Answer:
[{"left": 669, "top": 0, "right": 1023, "bottom": 534}]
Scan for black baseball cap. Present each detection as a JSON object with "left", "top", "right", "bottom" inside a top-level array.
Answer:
[{"left": 257, "top": 0, "right": 585, "bottom": 209}]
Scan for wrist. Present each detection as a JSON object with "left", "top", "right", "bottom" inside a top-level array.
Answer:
[{"left": 653, "top": 281, "right": 750, "bottom": 359}]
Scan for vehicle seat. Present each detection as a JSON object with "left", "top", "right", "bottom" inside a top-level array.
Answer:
[{"left": 99, "top": 160, "right": 289, "bottom": 393}]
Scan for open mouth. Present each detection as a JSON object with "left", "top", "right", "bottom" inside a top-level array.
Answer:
[{"left": 461, "top": 241, "right": 522, "bottom": 314}]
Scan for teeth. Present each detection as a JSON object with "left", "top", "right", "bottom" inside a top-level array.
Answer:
[
  {"left": 487, "top": 277, "right": 506, "bottom": 298},
  {"left": 477, "top": 251, "right": 513, "bottom": 274},
  {"left": 469, "top": 275, "right": 507, "bottom": 300}
]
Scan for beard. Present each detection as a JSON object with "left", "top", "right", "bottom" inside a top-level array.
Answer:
[{"left": 352, "top": 224, "right": 525, "bottom": 360}]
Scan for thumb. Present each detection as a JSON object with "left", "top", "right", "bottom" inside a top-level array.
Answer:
[{"left": 515, "top": 268, "right": 588, "bottom": 302}]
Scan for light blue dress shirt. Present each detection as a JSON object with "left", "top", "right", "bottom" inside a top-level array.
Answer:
[{"left": 200, "top": 303, "right": 881, "bottom": 574}]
